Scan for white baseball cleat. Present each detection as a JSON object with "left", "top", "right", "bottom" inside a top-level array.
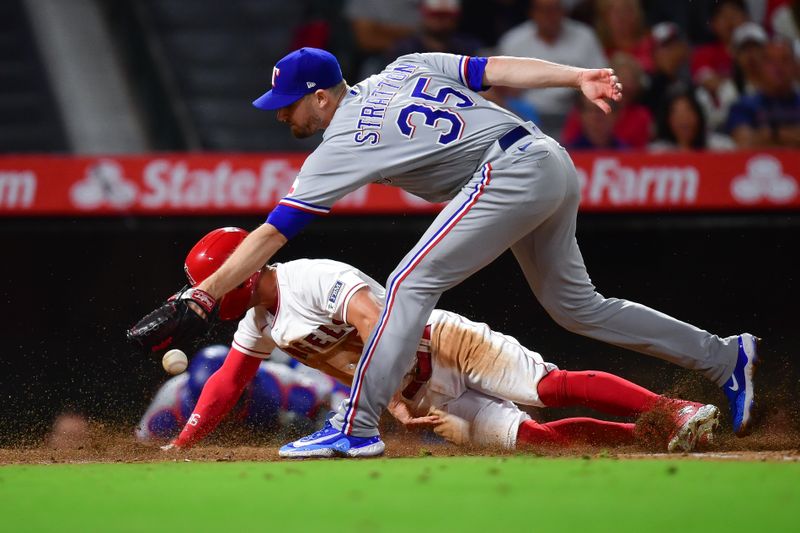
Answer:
[{"left": 667, "top": 403, "right": 720, "bottom": 453}]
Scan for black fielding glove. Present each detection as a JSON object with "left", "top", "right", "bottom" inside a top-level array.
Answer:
[{"left": 126, "top": 286, "right": 218, "bottom": 353}]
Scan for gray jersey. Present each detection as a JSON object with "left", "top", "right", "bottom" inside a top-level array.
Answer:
[
  {"left": 284, "top": 54, "right": 523, "bottom": 210},
  {"left": 264, "top": 51, "right": 745, "bottom": 446}
]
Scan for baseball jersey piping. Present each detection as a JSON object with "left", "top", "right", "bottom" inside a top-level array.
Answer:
[
  {"left": 340, "top": 282, "right": 368, "bottom": 325},
  {"left": 343, "top": 162, "right": 493, "bottom": 434},
  {"left": 257, "top": 272, "right": 282, "bottom": 335},
  {"left": 278, "top": 198, "right": 331, "bottom": 214},
  {"left": 231, "top": 340, "right": 273, "bottom": 358},
  {"left": 271, "top": 273, "right": 282, "bottom": 330},
  {"left": 458, "top": 55, "right": 469, "bottom": 87}
]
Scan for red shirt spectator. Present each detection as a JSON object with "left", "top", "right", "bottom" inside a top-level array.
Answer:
[
  {"left": 691, "top": 0, "right": 749, "bottom": 84},
  {"left": 565, "top": 96, "right": 628, "bottom": 151},
  {"left": 595, "top": 0, "right": 654, "bottom": 72},
  {"left": 562, "top": 52, "right": 653, "bottom": 148}
]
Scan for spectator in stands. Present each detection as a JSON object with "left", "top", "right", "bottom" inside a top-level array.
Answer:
[
  {"left": 726, "top": 39, "right": 800, "bottom": 147},
  {"left": 594, "top": 0, "right": 654, "bottom": 72},
  {"left": 566, "top": 95, "right": 627, "bottom": 150},
  {"left": 457, "top": 0, "right": 529, "bottom": 51},
  {"left": 728, "top": 24, "right": 769, "bottom": 100},
  {"left": 388, "top": 0, "right": 483, "bottom": 59},
  {"left": 562, "top": 52, "right": 653, "bottom": 148},
  {"left": 496, "top": 0, "right": 607, "bottom": 136},
  {"left": 643, "top": 22, "right": 693, "bottom": 112},
  {"left": 290, "top": 2, "right": 338, "bottom": 50},
  {"left": 639, "top": 0, "right": 719, "bottom": 45},
  {"left": 691, "top": 0, "right": 750, "bottom": 122},
  {"left": 344, "top": 0, "right": 421, "bottom": 79},
  {"left": 697, "top": 21, "right": 770, "bottom": 133},
  {"left": 564, "top": 0, "right": 596, "bottom": 27},
  {"left": 770, "top": 0, "right": 800, "bottom": 42},
  {"left": 649, "top": 86, "right": 736, "bottom": 152},
  {"left": 428, "top": 0, "right": 535, "bottom": 123}
]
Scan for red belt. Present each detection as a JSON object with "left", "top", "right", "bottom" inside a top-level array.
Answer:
[{"left": 401, "top": 324, "right": 432, "bottom": 400}]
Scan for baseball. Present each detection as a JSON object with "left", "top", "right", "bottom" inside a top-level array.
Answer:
[{"left": 162, "top": 348, "right": 188, "bottom": 375}]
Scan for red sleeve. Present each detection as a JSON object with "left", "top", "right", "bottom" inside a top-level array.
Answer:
[{"left": 173, "top": 347, "right": 261, "bottom": 448}]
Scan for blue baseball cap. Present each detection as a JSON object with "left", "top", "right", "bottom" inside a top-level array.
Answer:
[{"left": 253, "top": 47, "right": 343, "bottom": 111}]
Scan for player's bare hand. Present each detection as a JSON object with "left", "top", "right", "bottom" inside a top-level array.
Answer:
[
  {"left": 388, "top": 395, "right": 440, "bottom": 430},
  {"left": 403, "top": 414, "right": 442, "bottom": 429},
  {"left": 429, "top": 408, "right": 470, "bottom": 445},
  {"left": 578, "top": 68, "right": 622, "bottom": 114}
]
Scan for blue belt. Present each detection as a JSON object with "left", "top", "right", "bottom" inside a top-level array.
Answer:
[{"left": 498, "top": 124, "right": 531, "bottom": 151}]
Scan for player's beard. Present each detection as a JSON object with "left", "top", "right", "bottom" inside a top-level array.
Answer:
[{"left": 290, "top": 114, "right": 323, "bottom": 139}]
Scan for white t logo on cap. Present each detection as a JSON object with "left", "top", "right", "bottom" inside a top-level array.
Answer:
[{"left": 272, "top": 67, "right": 280, "bottom": 87}]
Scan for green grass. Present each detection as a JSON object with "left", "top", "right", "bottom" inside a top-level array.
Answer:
[{"left": 1, "top": 456, "right": 798, "bottom": 532}]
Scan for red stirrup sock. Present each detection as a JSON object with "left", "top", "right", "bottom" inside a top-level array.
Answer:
[
  {"left": 537, "top": 369, "right": 662, "bottom": 417},
  {"left": 517, "top": 418, "right": 636, "bottom": 448}
]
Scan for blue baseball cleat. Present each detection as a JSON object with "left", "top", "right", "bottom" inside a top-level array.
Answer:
[
  {"left": 279, "top": 421, "right": 385, "bottom": 458},
  {"left": 722, "top": 333, "right": 760, "bottom": 437}
]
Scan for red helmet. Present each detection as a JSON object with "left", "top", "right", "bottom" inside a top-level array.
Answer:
[{"left": 184, "top": 227, "right": 261, "bottom": 320}]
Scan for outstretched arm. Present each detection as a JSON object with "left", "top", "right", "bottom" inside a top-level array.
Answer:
[
  {"left": 198, "top": 223, "right": 287, "bottom": 300},
  {"left": 483, "top": 56, "right": 623, "bottom": 113},
  {"left": 169, "top": 347, "right": 262, "bottom": 449}
]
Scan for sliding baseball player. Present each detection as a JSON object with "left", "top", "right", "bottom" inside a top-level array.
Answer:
[{"left": 130, "top": 228, "right": 719, "bottom": 455}]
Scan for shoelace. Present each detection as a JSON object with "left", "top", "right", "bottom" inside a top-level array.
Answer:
[{"left": 300, "top": 421, "right": 335, "bottom": 441}]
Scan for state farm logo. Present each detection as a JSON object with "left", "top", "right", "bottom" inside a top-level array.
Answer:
[
  {"left": 577, "top": 158, "right": 698, "bottom": 206},
  {"left": 731, "top": 155, "right": 798, "bottom": 204},
  {"left": 71, "top": 159, "right": 137, "bottom": 209},
  {"left": 140, "top": 159, "right": 297, "bottom": 208},
  {"left": 0, "top": 170, "right": 36, "bottom": 209}
]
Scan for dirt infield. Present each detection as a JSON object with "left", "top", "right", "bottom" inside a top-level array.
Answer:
[
  {"left": 1, "top": 420, "right": 797, "bottom": 465},
  {"left": 3, "top": 367, "right": 797, "bottom": 466}
]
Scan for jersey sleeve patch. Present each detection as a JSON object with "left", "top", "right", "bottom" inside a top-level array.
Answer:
[
  {"left": 325, "top": 280, "right": 345, "bottom": 313},
  {"left": 266, "top": 200, "right": 329, "bottom": 239},
  {"left": 465, "top": 56, "right": 490, "bottom": 92},
  {"left": 326, "top": 269, "right": 372, "bottom": 323}
]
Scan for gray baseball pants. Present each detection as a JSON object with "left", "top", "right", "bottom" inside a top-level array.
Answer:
[{"left": 331, "top": 127, "right": 739, "bottom": 437}]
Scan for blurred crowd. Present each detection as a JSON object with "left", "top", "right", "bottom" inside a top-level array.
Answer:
[{"left": 294, "top": 0, "right": 800, "bottom": 151}]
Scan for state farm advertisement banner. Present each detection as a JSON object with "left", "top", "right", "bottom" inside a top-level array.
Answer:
[{"left": 0, "top": 151, "right": 798, "bottom": 216}]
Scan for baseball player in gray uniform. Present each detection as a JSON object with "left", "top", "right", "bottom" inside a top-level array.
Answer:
[{"left": 142, "top": 47, "right": 758, "bottom": 457}]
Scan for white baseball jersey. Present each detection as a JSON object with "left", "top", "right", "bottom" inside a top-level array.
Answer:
[
  {"left": 230, "top": 258, "right": 556, "bottom": 448},
  {"left": 232, "top": 259, "right": 385, "bottom": 380}
]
